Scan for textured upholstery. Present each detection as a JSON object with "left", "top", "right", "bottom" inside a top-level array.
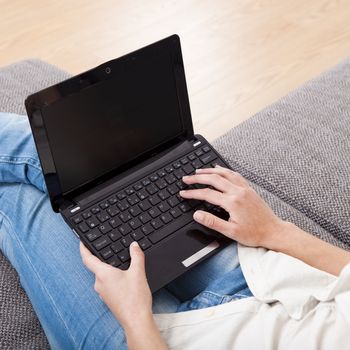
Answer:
[{"left": 0, "top": 58, "right": 349, "bottom": 348}]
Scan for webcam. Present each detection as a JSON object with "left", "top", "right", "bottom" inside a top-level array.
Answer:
[{"left": 105, "top": 67, "right": 112, "bottom": 74}]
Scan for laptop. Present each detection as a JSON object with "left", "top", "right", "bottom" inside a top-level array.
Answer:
[{"left": 25, "top": 34, "right": 232, "bottom": 292}]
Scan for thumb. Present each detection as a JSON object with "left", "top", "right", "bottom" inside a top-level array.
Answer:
[{"left": 129, "top": 241, "right": 145, "bottom": 273}]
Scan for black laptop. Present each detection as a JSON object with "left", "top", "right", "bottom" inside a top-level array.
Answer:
[{"left": 25, "top": 35, "right": 231, "bottom": 292}]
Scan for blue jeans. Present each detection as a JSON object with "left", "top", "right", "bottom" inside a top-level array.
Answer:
[{"left": 0, "top": 112, "right": 252, "bottom": 349}]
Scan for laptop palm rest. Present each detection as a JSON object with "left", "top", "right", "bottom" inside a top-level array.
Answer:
[{"left": 145, "top": 221, "right": 229, "bottom": 293}]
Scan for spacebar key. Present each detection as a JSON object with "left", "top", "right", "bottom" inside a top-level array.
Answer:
[{"left": 149, "top": 214, "right": 193, "bottom": 244}]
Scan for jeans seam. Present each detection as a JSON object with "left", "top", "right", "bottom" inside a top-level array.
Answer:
[
  {"left": 0, "top": 208, "right": 78, "bottom": 349},
  {"left": 0, "top": 156, "right": 42, "bottom": 171}
]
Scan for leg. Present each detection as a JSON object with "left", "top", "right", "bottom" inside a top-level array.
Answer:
[
  {"left": 0, "top": 113, "right": 46, "bottom": 192},
  {"left": 0, "top": 183, "right": 128, "bottom": 349}
]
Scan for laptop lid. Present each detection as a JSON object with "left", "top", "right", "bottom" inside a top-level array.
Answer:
[{"left": 25, "top": 35, "right": 194, "bottom": 212}]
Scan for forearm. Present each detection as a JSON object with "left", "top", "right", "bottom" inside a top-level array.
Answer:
[
  {"left": 124, "top": 313, "right": 168, "bottom": 350},
  {"left": 267, "top": 221, "right": 350, "bottom": 276}
]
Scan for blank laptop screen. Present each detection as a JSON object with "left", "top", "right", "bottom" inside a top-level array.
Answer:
[{"left": 41, "top": 50, "right": 184, "bottom": 194}]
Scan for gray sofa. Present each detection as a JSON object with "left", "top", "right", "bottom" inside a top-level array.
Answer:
[{"left": 1, "top": 58, "right": 350, "bottom": 349}]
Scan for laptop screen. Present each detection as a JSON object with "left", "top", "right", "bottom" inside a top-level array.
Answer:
[{"left": 40, "top": 47, "right": 184, "bottom": 194}]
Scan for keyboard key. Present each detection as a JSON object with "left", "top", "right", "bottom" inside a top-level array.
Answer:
[
  {"left": 158, "top": 202, "right": 170, "bottom": 213},
  {"left": 107, "top": 207, "right": 120, "bottom": 217},
  {"left": 91, "top": 207, "right": 100, "bottom": 215},
  {"left": 86, "top": 229, "right": 102, "bottom": 241},
  {"left": 100, "top": 247, "right": 113, "bottom": 260},
  {"left": 149, "top": 213, "right": 193, "bottom": 244},
  {"left": 165, "top": 174, "right": 177, "bottom": 184},
  {"left": 117, "top": 200, "right": 129, "bottom": 211},
  {"left": 129, "top": 206, "right": 141, "bottom": 217},
  {"left": 139, "top": 213, "right": 151, "bottom": 224},
  {"left": 109, "top": 217, "right": 122, "bottom": 228},
  {"left": 158, "top": 190, "right": 170, "bottom": 201},
  {"left": 174, "top": 169, "right": 185, "bottom": 179},
  {"left": 165, "top": 166, "right": 174, "bottom": 173},
  {"left": 139, "top": 238, "right": 151, "bottom": 251},
  {"left": 167, "top": 196, "right": 180, "bottom": 207},
  {"left": 170, "top": 207, "right": 182, "bottom": 218},
  {"left": 107, "top": 256, "right": 121, "bottom": 267},
  {"left": 139, "top": 200, "right": 152, "bottom": 211},
  {"left": 111, "top": 241, "right": 123, "bottom": 253},
  {"left": 151, "top": 218, "right": 163, "bottom": 230},
  {"left": 173, "top": 162, "right": 181, "bottom": 169},
  {"left": 78, "top": 222, "right": 89, "bottom": 233},
  {"left": 195, "top": 149, "right": 204, "bottom": 157},
  {"left": 99, "top": 201, "right": 109, "bottom": 209},
  {"left": 192, "top": 159, "right": 203, "bottom": 169},
  {"left": 99, "top": 223, "right": 112, "bottom": 234},
  {"left": 183, "top": 164, "right": 194, "bottom": 174},
  {"left": 155, "top": 179, "right": 167, "bottom": 189},
  {"left": 118, "top": 250, "right": 130, "bottom": 263},
  {"left": 93, "top": 236, "right": 111, "bottom": 251},
  {"left": 141, "top": 223, "right": 154, "bottom": 235},
  {"left": 125, "top": 188, "right": 135, "bottom": 195},
  {"left": 188, "top": 154, "right": 196, "bottom": 161},
  {"left": 150, "top": 175, "right": 159, "bottom": 182},
  {"left": 119, "top": 212, "right": 132, "bottom": 223},
  {"left": 82, "top": 212, "right": 92, "bottom": 219},
  {"left": 157, "top": 170, "right": 167, "bottom": 177},
  {"left": 179, "top": 203, "right": 192, "bottom": 213},
  {"left": 176, "top": 180, "right": 187, "bottom": 190},
  {"left": 97, "top": 212, "right": 110, "bottom": 223},
  {"left": 109, "top": 230, "right": 122, "bottom": 241},
  {"left": 121, "top": 235, "right": 134, "bottom": 248},
  {"left": 149, "top": 195, "right": 161, "bottom": 206},
  {"left": 86, "top": 217, "right": 99, "bottom": 229},
  {"left": 108, "top": 197, "right": 118, "bottom": 205},
  {"left": 119, "top": 224, "right": 132, "bottom": 236},
  {"left": 142, "top": 179, "right": 151, "bottom": 186},
  {"left": 127, "top": 194, "right": 140, "bottom": 206},
  {"left": 129, "top": 218, "right": 142, "bottom": 230},
  {"left": 117, "top": 192, "right": 126, "bottom": 200},
  {"left": 180, "top": 158, "right": 189, "bottom": 165},
  {"left": 202, "top": 145, "right": 211, "bottom": 153},
  {"left": 160, "top": 213, "right": 172, "bottom": 224},
  {"left": 136, "top": 189, "right": 148, "bottom": 200},
  {"left": 146, "top": 184, "right": 158, "bottom": 195},
  {"left": 149, "top": 208, "right": 161, "bottom": 218},
  {"left": 72, "top": 215, "right": 82, "bottom": 224},
  {"left": 167, "top": 184, "right": 178, "bottom": 195},
  {"left": 133, "top": 183, "right": 143, "bottom": 191},
  {"left": 200, "top": 152, "right": 217, "bottom": 165},
  {"left": 131, "top": 229, "right": 144, "bottom": 241}
]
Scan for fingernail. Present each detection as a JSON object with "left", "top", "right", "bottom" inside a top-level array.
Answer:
[
  {"left": 182, "top": 175, "right": 189, "bottom": 180},
  {"left": 131, "top": 241, "right": 139, "bottom": 249},
  {"left": 215, "top": 164, "right": 222, "bottom": 168},
  {"left": 194, "top": 211, "right": 204, "bottom": 221},
  {"left": 179, "top": 190, "right": 186, "bottom": 196},
  {"left": 195, "top": 168, "right": 203, "bottom": 172}
]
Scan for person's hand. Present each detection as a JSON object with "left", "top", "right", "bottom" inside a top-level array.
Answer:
[
  {"left": 180, "top": 166, "right": 286, "bottom": 249},
  {"left": 80, "top": 241, "right": 152, "bottom": 330}
]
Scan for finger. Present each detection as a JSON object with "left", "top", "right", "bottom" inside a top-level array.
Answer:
[
  {"left": 80, "top": 242, "right": 105, "bottom": 274},
  {"left": 182, "top": 173, "right": 235, "bottom": 193},
  {"left": 129, "top": 241, "right": 146, "bottom": 274},
  {"left": 195, "top": 166, "right": 249, "bottom": 188},
  {"left": 180, "top": 188, "right": 229, "bottom": 211},
  {"left": 193, "top": 210, "right": 235, "bottom": 238}
]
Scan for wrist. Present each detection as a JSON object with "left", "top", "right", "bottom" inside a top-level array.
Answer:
[
  {"left": 123, "top": 310, "right": 154, "bottom": 335},
  {"left": 262, "top": 219, "right": 293, "bottom": 252}
]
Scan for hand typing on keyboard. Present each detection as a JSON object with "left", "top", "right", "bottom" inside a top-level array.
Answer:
[{"left": 180, "top": 166, "right": 286, "bottom": 249}]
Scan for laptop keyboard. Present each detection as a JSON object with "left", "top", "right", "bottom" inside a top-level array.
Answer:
[{"left": 70, "top": 144, "right": 228, "bottom": 268}]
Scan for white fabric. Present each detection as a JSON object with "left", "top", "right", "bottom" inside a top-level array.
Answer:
[{"left": 154, "top": 244, "right": 350, "bottom": 349}]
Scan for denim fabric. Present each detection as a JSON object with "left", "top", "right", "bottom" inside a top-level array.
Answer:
[{"left": 0, "top": 112, "right": 252, "bottom": 349}]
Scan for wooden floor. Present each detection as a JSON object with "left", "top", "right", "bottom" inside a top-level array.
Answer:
[{"left": 1, "top": 0, "right": 350, "bottom": 141}]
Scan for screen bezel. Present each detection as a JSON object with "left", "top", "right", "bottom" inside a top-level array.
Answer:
[{"left": 25, "top": 35, "right": 194, "bottom": 211}]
